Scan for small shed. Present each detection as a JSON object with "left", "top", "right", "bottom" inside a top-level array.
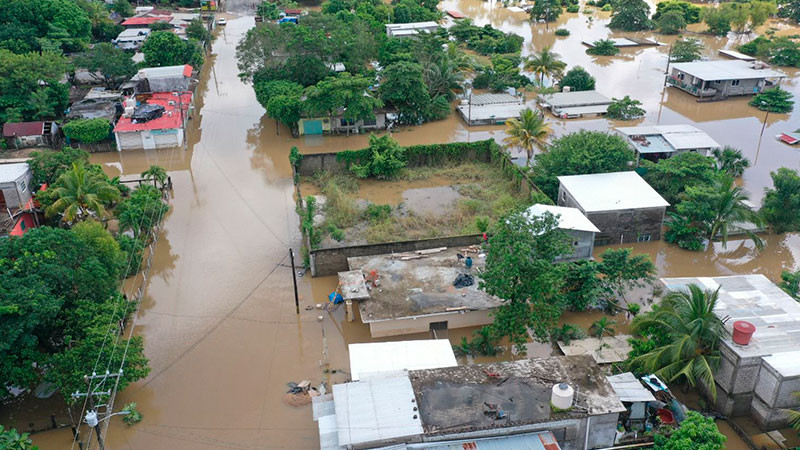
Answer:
[
  {"left": 526, "top": 203, "right": 599, "bottom": 261},
  {"left": 607, "top": 372, "right": 656, "bottom": 431},
  {"left": 540, "top": 90, "right": 612, "bottom": 118},
  {"left": 0, "top": 163, "right": 34, "bottom": 211},
  {"left": 348, "top": 340, "right": 457, "bottom": 381},
  {"left": 2, "top": 122, "right": 58, "bottom": 150}
]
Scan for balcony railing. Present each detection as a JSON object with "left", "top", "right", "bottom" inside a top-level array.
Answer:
[{"left": 666, "top": 76, "right": 717, "bottom": 96}]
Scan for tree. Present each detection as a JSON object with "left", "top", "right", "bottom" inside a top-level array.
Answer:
[
  {"left": 530, "top": 0, "right": 562, "bottom": 22},
  {"left": 598, "top": 247, "right": 656, "bottom": 305},
  {"left": 0, "top": 426, "right": 37, "bottom": 449},
  {"left": 503, "top": 109, "right": 551, "bottom": 164},
  {"left": 0, "top": 50, "right": 69, "bottom": 124},
  {"left": 141, "top": 165, "right": 168, "bottom": 188},
  {"left": 74, "top": 43, "right": 136, "bottom": 88},
  {"left": 641, "top": 151, "right": 717, "bottom": 205},
  {"left": 609, "top": 0, "right": 652, "bottom": 31},
  {"left": 111, "top": 0, "right": 134, "bottom": 17},
  {"left": 562, "top": 260, "right": 603, "bottom": 311},
  {"left": 44, "top": 162, "right": 120, "bottom": 224},
  {"left": 712, "top": 146, "right": 750, "bottom": 178},
  {"left": 741, "top": 36, "right": 800, "bottom": 67},
  {"left": 349, "top": 134, "right": 407, "bottom": 179},
  {"left": 702, "top": 6, "right": 732, "bottom": 36},
  {"left": 393, "top": 0, "right": 439, "bottom": 23},
  {"left": 780, "top": 269, "right": 800, "bottom": 301},
  {"left": 422, "top": 59, "right": 463, "bottom": 101},
  {"left": 656, "top": 10, "right": 686, "bottom": 34},
  {"left": 749, "top": 87, "right": 794, "bottom": 113},
  {"left": 653, "top": 1, "right": 701, "bottom": 24},
  {"left": 62, "top": 118, "right": 111, "bottom": 144},
  {"left": 761, "top": 167, "right": 800, "bottom": 233},
  {"left": 117, "top": 185, "right": 170, "bottom": 239},
  {"left": 590, "top": 317, "right": 616, "bottom": 338},
  {"left": 0, "top": 0, "right": 92, "bottom": 53},
  {"left": 267, "top": 95, "right": 303, "bottom": 130},
  {"left": 258, "top": 0, "right": 282, "bottom": 19},
  {"left": 525, "top": 46, "right": 566, "bottom": 85},
  {"left": 586, "top": 39, "right": 620, "bottom": 56},
  {"left": 671, "top": 37, "right": 703, "bottom": 62},
  {"left": 27, "top": 147, "right": 90, "bottom": 186},
  {"left": 253, "top": 79, "right": 304, "bottom": 110},
  {"left": 304, "top": 73, "right": 383, "bottom": 123},
  {"left": 478, "top": 211, "right": 571, "bottom": 348},
  {"left": 186, "top": 18, "right": 211, "bottom": 44},
  {"left": 379, "top": 61, "right": 432, "bottom": 124},
  {"left": 630, "top": 285, "right": 724, "bottom": 399},
  {"left": 531, "top": 130, "right": 636, "bottom": 199},
  {"left": 654, "top": 411, "right": 726, "bottom": 449},
  {"left": 142, "top": 31, "right": 203, "bottom": 68},
  {"left": 606, "top": 96, "right": 645, "bottom": 120},
  {"left": 149, "top": 21, "right": 173, "bottom": 31},
  {"left": 559, "top": 66, "right": 595, "bottom": 91}
]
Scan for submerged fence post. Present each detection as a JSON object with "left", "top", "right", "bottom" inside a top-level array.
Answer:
[{"left": 290, "top": 248, "right": 300, "bottom": 314}]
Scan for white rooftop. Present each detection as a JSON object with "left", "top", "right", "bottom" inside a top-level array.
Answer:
[
  {"left": 348, "top": 340, "right": 457, "bottom": 381},
  {"left": 0, "top": 163, "right": 30, "bottom": 183},
  {"left": 541, "top": 90, "right": 612, "bottom": 108},
  {"left": 671, "top": 60, "right": 785, "bottom": 81},
  {"left": 456, "top": 102, "right": 529, "bottom": 121},
  {"left": 333, "top": 373, "right": 423, "bottom": 447},
  {"left": 607, "top": 372, "right": 657, "bottom": 403},
  {"left": 136, "top": 65, "right": 189, "bottom": 79},
  {"left": 385, "top": 21, "right": 439, "bottom": 30},
  {"left": 719, "top": 49, "right": 756, "bottom": 61},
  {"left": 526, "top": 203, "right": 600, "bottom": 233},
  {"left": 116, "top": 28, "right": 150, "bottom": 39},
  {"left": 558, "top": 171, "right": 670, "bottom": 212},
  {"left": 617, "top": 124, "right": 721, "bottom": 153}
]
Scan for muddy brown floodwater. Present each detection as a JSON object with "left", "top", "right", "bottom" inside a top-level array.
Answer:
[{"left": 4, "top": 2, "right": 800, "bottom": 449}]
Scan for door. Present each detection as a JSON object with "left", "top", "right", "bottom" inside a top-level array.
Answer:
[
  {"left": 303, "top": 120, "right": 323, "bottom": 135},
  {"left": 141, "top": 131, "right": 156, "bottom": 150}
]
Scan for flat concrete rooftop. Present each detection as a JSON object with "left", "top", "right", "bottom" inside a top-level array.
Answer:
[
  {"left": 661, "top": 274, "right": 800, "bottom": 372},
  {"left": 348, "top": 249, "right": 504, "bottom": 323},
  {"left": 408, "top": 355, "right": 625, "bottom": 436}
]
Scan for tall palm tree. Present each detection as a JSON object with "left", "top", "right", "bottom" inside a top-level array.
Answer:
[
  {"left": 706, "top": 175, "right": 764, "bottom": 249},
  {"left": 503, "top": 108, "right": 551, "bottom": 164},
  {"left": 141, "top": 165, "right": 168, "bottom": 189},
  {"left": 524, "top": 46, "right": 566, "bottom": 85},
  {"left": 45, "top": 162, "right": 120, "bottom": 224},
  {"left": 712, "top": 146, "right": 750, "bottom": 178},
  {"left": 630, "top": 285, "right": 724, "bottom": 399},
  {"left": 590, "top": 317, "right": 617, "bottom": 338},
  {"left": 423, "top": 59, "right": 464, "bottom": 101}
]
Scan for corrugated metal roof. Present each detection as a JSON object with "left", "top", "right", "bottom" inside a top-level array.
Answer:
[
  {"left": 2, "top": 122, "right": 44, "bottom": 138},
  {"left": 526, "top": 204, "right": 600, "bottom": 233},
  {"left": 405, "top": 431, "right": 561, "bottom": 450},
  {"left": 349, "top": 340, "right": 457, "bottom": 381},
  {"left": 607, "top": 372, "right": 656, "bottom": 403},
  {"left": 616, "top": 124, "right": 720, "bottom": 152},
  {"left": 541, "top": 90, "right": 612, "bottom": 108},
  {"left": 719, "top": 49, "right": 756, "bottom": 61},
  {"left": 469, "top": 93, "right": 520, "bottom": 106},
  {"left": 0, "top": 163, "right": 30, "bottom": 183},
  {"left": 558, "top": 171, "right": 669, "bottom": 212},
  {"left": 671, "top": 60, "right": 785, "bottom": 81}
]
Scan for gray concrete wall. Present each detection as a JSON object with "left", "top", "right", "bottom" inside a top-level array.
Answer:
[
  {"left": 0, "top": 170, "right": 33, "bottom": 210},
  {"left": 715, "top": 78, "right": 760, "bottom": 97},
  {"left": 558, "top": 230, "right": 595, "bottom": 261},
  {"left": 367, "top": 309, "right": 493, "bottom": 338},
  {"left": 585, "top": 207, "right": 665, "bottom": 245},
  {"left": 310, "top": 234, "right": 484, "bottom": 277}
]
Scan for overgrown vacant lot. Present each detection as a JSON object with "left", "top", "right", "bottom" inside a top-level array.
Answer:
[{"left": 300, "top": 162, "right": 533, "bottom": 247}]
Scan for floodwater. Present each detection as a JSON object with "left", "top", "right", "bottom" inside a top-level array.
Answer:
[{"left": 4, "top": 1, "right": 800, "bottom": 449}]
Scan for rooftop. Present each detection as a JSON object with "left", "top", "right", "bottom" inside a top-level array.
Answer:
[
  {"left": 661, "top": 274, "right": 800, "bottom": 373},
  {"left": 116, "top": 28, "right": 150, "bottom": 39},
  {"left": 719, "top": 49, "right": 756, "bottom": 61},
  {"left": 121, "top": 15, "right": 171, "bottom": 26},
  {"left": 526, "top": 204, "right": 600, "bottom": 233},
  {"left": 616, "top": 124, "right": 721, "bottom": 154},
  {"left": 409, "top": 356, "right": 626, "bottom": 436},
  {"left": 446, "top": 10, "right": 465, "bottom": 18},
  {"left": 670, "top": 60, "right": 785, "bottom": 81},
  {"left": 540, "top": 90, "right": 612, "bottom": 108},
  {"left": 0, "top": 163, "right": 30, "bottom": 183},
  {"left": 3, "top": 122, "right": 44, "bottom": 138},
  {"left": 583, "top": 37, "right": 659, "bottom": 47},
  {"left": 558, "top": 171, "right": 669, "bottom": 213},
  {"left": 556, "top": 335, "right": 634, "bottom": 364},
  {"left": 348, "top": 340, "right": 457, "bottom": 381},
  {"left": 348, "top": 249, "right": 504, "bottom": 323},
  {"left": 137, "top": 64, "right": 193, "bottom": 79},
  {"left": 113, "top": 91, "right": 191, "bottom": 133},
  {"left": 469, "top": 92, "right": 521, "bottom": 106},
  {"left": 385, "top": 21, "right": 440, "bottom": 30},
  {"left": 456, "top": 102, "right": 530, "bottom": 122},
  {"left": 607, "top": 372, "right": 657, "bottom": 403}
]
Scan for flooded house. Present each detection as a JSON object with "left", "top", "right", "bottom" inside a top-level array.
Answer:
[
  {"left": 456, "top": 92, "right": 530, "bottom": 126},
  {"left": 615, "top": 124, "right": 721, "bottom": 162},
  {"left": 666, "top": 60, "right": 786, "bottom": 101},
  {"left": 121, "top": 64, "right": 194, "bottom": 95},
  {"left": 539, "top": 91, "right": 612, "bottom": 119},
  {"left": 557, "top": 172, "right": 669, "bottom": 245},
  {"left": 113, "top": 91, "right": 192, "bottom": 150},
  {"left": 348, "top": 340, "right": 457, "bottom": 381},
  {"left": 525, "top": 204, "right": 599, "bottom": 261},
  {"left": 113, "top": 28, "right": 150, "bottom": 50},
  {"left": 661, "top": 275, "right": 800, "bottom": 431},
  {"left": 385, "top": 21, "right": 440, "bottom": 38},
  {"left": 341, "top": 248, "right": 504, "bottom": 338},
  {"left": 0, "top": 163, "right": 33, "bottom": 212},
  {"left": 297, "top": 109, "right": 390, "bottom": 136},
  {"left": 2, "top": 121, "right": 58, "bottom": 150},
  {"left": 314, "top": 355, "right": 626, "bottom": 450}
]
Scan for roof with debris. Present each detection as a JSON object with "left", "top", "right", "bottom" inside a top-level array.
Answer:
[
  {"left": 558, "top": 171, "right": 669, "bottom": 212},
  {"left": 616, "top": 124, "right": 721, "bottom": 154},
  {"left": 526, "top": 204, "right": 600, "bottom": 233},
  {"left": 607, "top": 372, "right": 656, "bottom": 403},
  {"left": 113, "top": 92, "right": 191, "bottom": 133},
  {"left": 556, "top": 335, "right": 634, "bottom": 364},
  {"left": 349, "top": 340, "right": 457, "bottom": 381},
  {"left": 348, "top": 248, "right": 504, "bottom": 323}
]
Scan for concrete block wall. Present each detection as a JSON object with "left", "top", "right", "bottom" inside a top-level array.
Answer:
[
  {"left": 585, "top": 207, "right": 665, "bottom": 245},
  {"left": 751, "top": 396, "right": 798, "bottom": 430}
]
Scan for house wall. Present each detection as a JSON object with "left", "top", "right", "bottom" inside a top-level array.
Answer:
[
  {"left": 333, "top": 113, "right": 386, "bottom": 132},
  {"left": 4, "top": 135, "right": 46, "bottom": 150},
  {"left": 367, "top": 309, "right": 493, "bottom": 338},
  {"left": 710, "top": 78, "right": 761, "bottom": 97},
  {"left": 116, "top": 129, "right": 182, "bottom": 151},
  {"left": 0, "top": 170, "right": 33, "bottom": 210},
  {"left": 558, "top": 230, "right": 594, "bottom": 261}
]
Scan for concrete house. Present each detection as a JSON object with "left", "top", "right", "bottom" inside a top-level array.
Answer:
[
  {"left": 297, "top": 109, "right": 388, "bottom": 136},
  {"left": 526, "top": 204, "right": 600, "bottom": 261},
  {"left": 113, "top": 91, "right": 192, "bottom": 150},
  {"left": 616, "top": 124, "right": 721, "bottom": 162},
  {"left": 557, "top": 172, "right": 669, "bottom": 246},
  {"left": 122, "top": 65, "right": 194, "bottom": 95},
  {"left": 539, "top": 91, "right": 612, "bottom": 119},
  {"left": 667, "top": 60, "right": 785, "bottom": 101},
  {"left": 114, "top": 28, "right": 150, "bottom": 49},
  {"left": 456, "top": 92, "right": 530, "bottom": 126},
  {"left": 661, "top": 275, "right": 800, "bottom": 430},
  {"left": 314, "top": 355, "right": 626, "bottom": 450},
  {"left": 0, "top": 163, "right": 33, "bottom": 212},
  {"left": 2, "top": 122, "right": 58, "bottom": 150},
  {"left": 385, "top": 21, "right": 440, "bottom": 38}
]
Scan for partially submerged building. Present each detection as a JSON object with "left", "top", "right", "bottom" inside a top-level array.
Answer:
[
  {"left": 616, "top": 124, "right": 721, "bottom": 162},
  {"left": 122, "top": 65, "right": 194, "bottom": 95},
  {"left": 525, "top": 203, "right": 599, "bottom": 261},
  {"left": 385, "top": 21, "right": 440, "bottom": 38},
  {"left": 539, "top": 91, "right": 612, "bottom": 119},
  {"left": 557, "top": 171, "right": 669, "bottom": 245},
  {"left": 315, "top": 355, "right": 626, "bottom": 450},
  {"left": 2, "top": 122, "right": 58, "bottom": 150},
  {"left": 456, "top": 92, "right": 529, "bottom": 126},
  {"left": 667, "top": 60, "right": 785, "bottom": 100},
  {"left": 344, "top": 249, "right": 504, "bottom": 337},
  {"left": 348, "top": 340, "right": 457, "bottom": 381},
  {"left": 661, "top": 274, "right": 800, "bottom": 430},
  {"left": 582, "top": 37, "right": 659, "bottom": 48},
  {"left": 114, "top": 28, "right": 150, "bottom": 49},
  {"left": 113, "top": 91, "right": 193, "bottom": 150},
  {"left": 0, "top": 163, "right": 33, "bottom": 211},
  {"left": 297, "top": 109, "right": 389, "bottom": 136}
]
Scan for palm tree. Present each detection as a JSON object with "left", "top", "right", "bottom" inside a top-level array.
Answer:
[
  {"left": 141, "top": 165, "right": 168, "bottom": 189},
  {"left": 706, "top": 175, "right": 764, "bottom": 249},
  {"left": 630, "top": 285, "right": 724, "bottom": 399},
  {"left": 45, "top": 162, "right": 120, "bottom": 224},
  {"left": 503, "top": 108, "right": 551, "bottom": 164},
  {"left": 712, "top": 146, "right": 750, "bottom": 178},
  {"left": 590, "top": 317, "right": 616, "bottom": 338},
  {"left": 785, "top": 394, "right": 800, "bottom": 430},
  {"left": 423, "top": 59, "right": 464, "bottom": 101},
  {"left": 525, "top": 46, "right": 566, "bottom": 85}
]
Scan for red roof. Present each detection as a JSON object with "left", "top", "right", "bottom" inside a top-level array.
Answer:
[
  {"left": 779, "top": 133, "right": 800, "bottom": 145},
  {"left": 182, "top": 64, "right": 193, "bottom": 77},
  {"left": 114, "top": 92, "right": 192, "bottom": 133},
  {"left": 284, "top": 8, "right": 302, "bottom": 14},
  {"left": 3, "top": 122, "right": 44, "bottom": 138},
  {"left": 447, "top": 10, "right": 465, "bottom": 18},
  {"left": 121, "top": 16, "right": 171, "bottom": 26},
  {"left": 10, "top": 212, "right": 36, "bottom": 237}
]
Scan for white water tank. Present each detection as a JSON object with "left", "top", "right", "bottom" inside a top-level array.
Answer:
[
  {"left": 551, "top": 383, "right": 574, "bottom": 410},
  {"left": 563, "top": 86, "right": 572, "bottom": 92},
  {"left": 124, "top": 98, "right": 136, "bottom": 108},
  {"left": 123, "top": 106, "right": 135, "bottom": 117}
]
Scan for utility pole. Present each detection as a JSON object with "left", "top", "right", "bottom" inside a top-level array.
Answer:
[
  {"left": 289, "top": 248, "right": 300, "bottom": 314},
  {"left": 71, "top": 371, "right": 122, "bottom": 450}
]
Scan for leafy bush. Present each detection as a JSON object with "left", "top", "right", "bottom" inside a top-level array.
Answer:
[
  {"left": 327, "top": 224, "right": 346, "bottom": 241},
  {"left": 761, "top": 167, "right": 800, "bottom": 232},
  {"left": 654, "top": 411, "right": 726, "bottom": 449},
  {"left": 365, "top": 203, "right": 392, "bottom": 222},
  {"left": 560, "top": 66, "right": 595, "bottom": 91},
  {"left": 749, "top": 87, "right": 794, "bottom": 113},
  {"left": 671, "top": 38, "right": 703, "bottom": 62},
  {"left": 554, "top": 28, "right": 570, "bottom": 36},
  {"left": 122, "top": 402, "right": 143, "bottom": 426},
  {"left": 62, "top": 118, "right": 111, "bottom": 144},
  {"left": 586, "top": 39, "right": 620, "bottom": 55},
  {"left": 116, "top": 185, "right": 169, "bottom": 240},
  {"left": 567, "top": 4, "right": 579, "bottom": 13},
  {"left": 28, "top": 147, "right": 90, "bottom": 185},
  {"left": 117, "top": 234, "right": 146, "bottom": 278},
  {"left": 550, "top": 324, "right": 585, "bottom": 344},
  {"left": 601, "top": 4, "right": 612, "bottom": 11},
  {"left": 606, "top": 96, "right": 645, "bottom": 120},
  {"left": 350, "top": 134, "right": 407, "bottom": 179},
  {"left": 475, "top": 216, "right": 490, "bottom": 232}
]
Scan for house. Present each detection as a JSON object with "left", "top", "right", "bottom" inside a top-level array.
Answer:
[
  {"left": 525, "top": 204, "right": 600, "bottom": 261},
  {"left": 342, "top": 248, "right": 505, "bottom": 337},
  {"left": 0, "top": 163, "right": 33, "bottom": 212},
  {"left": 615, "top": 124, "right": 721, "bottom": 162},
  {"left": 666, "top": 60, "right": 785, "bottom": 100},
  {"left": 314, "top": 355, "right": 626, "bottom": 450},
  {"left": 456, "top": 92, "right": 531, "bottom": 126},
  {"left": 661, "top": 275, "right": 800, "bottom": 430},
  {"left": 539, "top": 91, "right": 612, "bottom": 119},
  {"left": 122, "top": 65, "right": 194, "bottom": 95},
  {"left": 385, "top": 21, "right": 440, "bottom": 38},
  {"left": 297, "top": 109, "right": 389, "bottom": 136},
  {"left": 113, "top": 91, "right": 192, "bottom": 150},
  {"left": 2, "top": 122, "right": 58, "bottom": 150},
  {"left": 113, "top": 28, "right": 150, "bottom": 49},
  {"left": 120, "top": 15, "right": 171, "bottom": 28},
  {"left": 348, "top": 340, "right": 457, "bottom": 381},
  {"left": 67, "top": 98, "right": 119, "bottom": 122},
  {"left": 557, "top": 171, "right": 669, "bottom": 245}
]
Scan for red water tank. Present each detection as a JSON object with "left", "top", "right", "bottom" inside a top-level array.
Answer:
[{"left": 732, "top": 321, "right": 756, "bottom": 345}]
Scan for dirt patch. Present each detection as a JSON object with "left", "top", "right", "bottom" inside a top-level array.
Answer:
[{"left": 402, "top": 186, "right": 462, "bottom": 215}]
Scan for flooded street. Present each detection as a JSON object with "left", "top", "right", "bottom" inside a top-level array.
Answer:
[{"left": 6, "top": 1, "right": 800, "bottom": 449}]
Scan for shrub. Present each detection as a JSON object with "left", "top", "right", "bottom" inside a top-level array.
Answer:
[
  {"left": 606, "top": 96, "right": 645, "bottom": 120},
  {"left": 365, "top": 203, "right": 392, "bottom": 222},
  {"left": 554, "top": 28, "right": 570, "bottom": 36},
  {"left": 475, "top": 216, "right": 490, "bottom": 233},
  {"left": 550, "top": 324, "right": 586, "bottom": 344},
  {"left": 601, "top": 4, "right": 612, "bottom": 11},
  {"left": 586, "top": 39, "right": 620, "bottom": 55},
  {"left": 749, "top": 87, "right": 794, "bottom": 113},
  {"left": 350, "top": 134, "right": 407, "bottom": 179},
  {"left": 567, "top": 4, "right": 579, "bottom": 13},
  {"left": 62, "top": 118, "right": 111, "bottom": 144},
  {"left": 560, "top": 66, "right": 596, "bottom": 91},
  {"left": 327, "top": 224, "right": 346, "bottom": 241},
  {"left": 122, "top": 402, "right": 143, "bottom": 426}
]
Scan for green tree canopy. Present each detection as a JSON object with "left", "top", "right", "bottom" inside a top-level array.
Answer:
[
  {"left": 27, "top": 147, "right": 90, "bottom": 186},
  {"left": 0, "top": 50, "right": 69, "bottom": 124},
  {"left": 656, "top": 9, "right": 687, "bottom": 34},
  {"left": 62, "top": 118, "right": 111, "bottom": 144},
  {"left": 0, "top": 0, "right": 92, "bottom": 53},
  {"left": 116, "top": 185, "right": 170, "bottom": 239},
  {"left": 43, "top": 162, "right": 121, "bottom": 224},
  {"left": 606, "top": 95, "right": 645, "bottom": 120},
  {"left": 749, "top": 87, "right": 794, "bottom": 113},
  {"left": 350, "top": 134, "right": 407, "bottom": 179},
  {"left": 671, "top": 37, "right": 703, "bottom": 62},
  {"left": 304, "top": 73, "right": 383, "bottom": 121},
  {"left": 609, "top": 0, "right": 652, "bottom": 31},
  {"left": 586, "top": 39, "right": 620, "bottom": 56},
  {"left": 640, "top": 151, "right": 717, "bottom": 205},
  {"left": 779, "top": 269, "right": 800, "bottom": 301},
  {"left": 186, "top": 18, "right": 211, "bottom": 43},
  {"left": 712, "top": 146, "right": 750, "bottom": 178},
  {"left": 702, "top": 6, "right": 732, "bottom": 35},
  {"left": 0, "top": 426, "right": 37, "bottom": 449},
  {"left": 761, "top": 167, "right": 800, "bottom": 233},
  {"left": 653, "top": 1, "right": 701, "bottom": 24},
  {"left": 654, "top": 411, "right": 726, "bottom": 449},
  {"left": 530, "top": 0, "right": 562, "bottom": 22},
  {"left": 142, "top": 31, "right": 203, "bottom": 68},
  {"left": 379, "top": 61, "right": 431, "bottom": 124},
  {"left": 525, "top": 46, "right": 566, "bottom": 85},
  {"left": 253, "top": 79, "right": 304, "bottom": 110},
  {"left": 503, "top": 108, "right": 551, "bottom": 164},
  {"left": 559, "top": 66, "right": 596, "bottom": 91}
]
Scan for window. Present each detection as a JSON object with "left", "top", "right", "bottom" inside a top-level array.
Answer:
[
  {"left": 637, "top": 234, "right": 651, "bottom": 242},
  {"left": 573, "top": 241, "right": 579, "bottom": 246},
  {"left": 731, "top": 79, "right": 740, "bottom": 86},
  {"left": 363, "top": 118, "right": 377, "bottom": 126},
  {"left": 561, "top": 192, "right": 566, "bottom": 203},
  {"left": 678, "top": 73, "right": 685, "bottom": 80},
  {"left": 341, "top": 118, "right": 356, "bottom": 126},
  {"left": 19, "top": 220, "right": 26, "bottom": 231},
  {"left": 17, "top": 179, "right": 26, "bottom": 192}
]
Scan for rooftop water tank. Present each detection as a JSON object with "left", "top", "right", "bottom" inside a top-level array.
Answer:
[{"left": 551, "top": 383, "right": 574, "bottom": 410}]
